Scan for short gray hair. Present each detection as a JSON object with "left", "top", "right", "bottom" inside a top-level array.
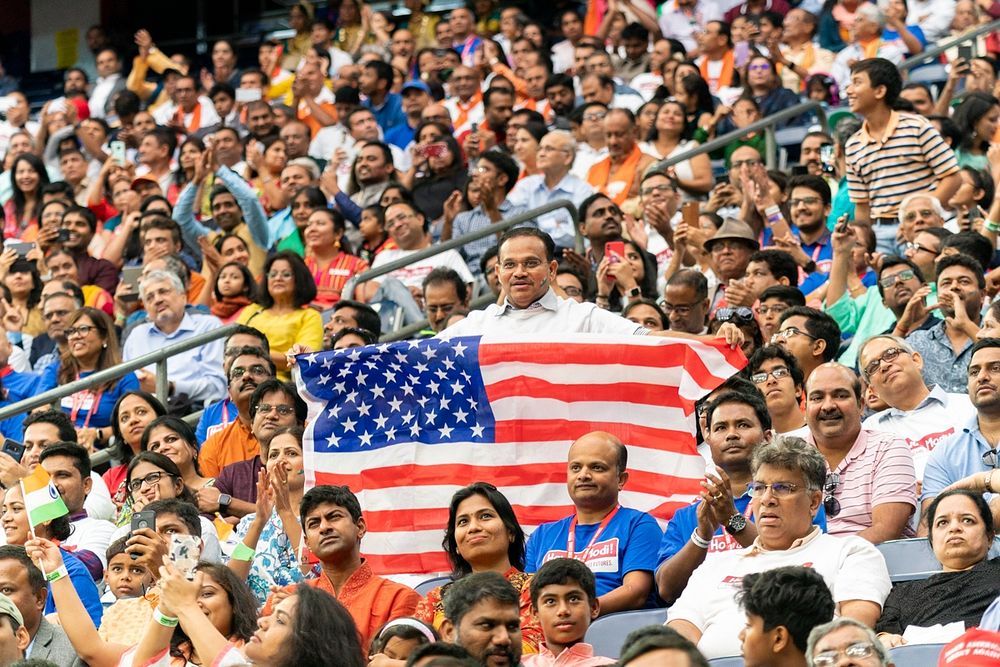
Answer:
[
  {"left": 285, "top": 157, "right": 320, "bottom": 181},
  {"left": 140, "top": 270, "right": 185, "bottom": 299},
  {"left": 806, "top": 618, "right": 890, "bottom": 666},
  {"left": 857, "top": 3, "right": 886, "bottom": 27},
  {"left": 751, "top": 436, "right": 827, "bottom": 491},
  {"left": 857, "top": 335, "right": 915, "bottom": 368},
  {"left": 898, "top": 192, "right": 946, "bottom": 225},
  {"left": 546, "top": 129, "right": 577, "bottom": 160}
]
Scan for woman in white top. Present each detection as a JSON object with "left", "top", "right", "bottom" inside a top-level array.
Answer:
[{"left": 639, "top": 99, "right": 714, "bottom": 200}]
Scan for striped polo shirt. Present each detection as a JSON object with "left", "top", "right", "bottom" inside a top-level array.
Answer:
[{"left": 845, "top": 111, "right": 959, "bottom": 219}]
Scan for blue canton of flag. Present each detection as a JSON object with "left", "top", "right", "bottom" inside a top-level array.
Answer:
[{"left": 297, "top": 337, "right": 496, "bottom": 451}]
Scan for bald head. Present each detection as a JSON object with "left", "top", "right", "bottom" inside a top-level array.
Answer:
[{"left": 567, "top": 431, "right": 628, "bottom": 512}]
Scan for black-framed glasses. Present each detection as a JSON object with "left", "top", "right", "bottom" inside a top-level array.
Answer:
[
  {"left": 823, "top": 472, "right": 841, "bottom": 517},
  {"left": 128, "top": 471, "right": 174, "bottom": 493},
  {"left": 715, "top": 307, "right": 755, "bottom": 324},
  {"left": 65, "top": 325, "right": 98, "bottom": 338},
  {"left": 905, "top": 241, "right": 939, "bottom": 257},
  {"left": 879, "top": 269, "right": 916, "bottom": 288},
  {"left": 750, "top": 367, "right": 791, "bottom": 385},
  {"left": 862, "top": 346, "right": 906, "bottom": 379},
  {"left": 663, "top": 302, "right": 700, "bottom": 317}
]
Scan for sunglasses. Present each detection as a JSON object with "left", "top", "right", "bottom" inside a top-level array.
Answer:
[
  {"left": 715, "top": 307, "right": 755, "bottom": 324},
  {"left": 823, "top": 472, "right": 841, "bottom": 517}
]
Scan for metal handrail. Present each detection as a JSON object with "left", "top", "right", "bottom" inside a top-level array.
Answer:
[
  {"left": 341, "top": 199, "right": 579, "bottom": 301},
  {"left": 654, "top": 100, "right": 826, "bottom": 172},
  {"left": 0, "top": 323, "right": 240, "bottom": 422},
  {"left": 900, "top": 18, "right": 1000, "bottom": 70},
  {"left": 378, "top": 293, "right": 498, "bottom": 342}
]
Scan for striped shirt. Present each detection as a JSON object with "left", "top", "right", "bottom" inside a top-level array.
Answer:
[
  {"left": 810, "top": 428, "right": 917, "bottom": 538},
  {"left": 305, "top": 252, "right": 370, "bottom": 310},
  {"left": 845, "top": 111, "right": 958, "bottom": 219}
]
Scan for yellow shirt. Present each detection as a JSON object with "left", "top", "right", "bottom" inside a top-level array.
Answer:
[{"left": 236, "top": 304, "right": 323, "bottom": 381}]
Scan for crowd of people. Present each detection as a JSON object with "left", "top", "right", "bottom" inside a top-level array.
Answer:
[{"left": 1, "top": 0, "right": 1000, "bottom": 663}]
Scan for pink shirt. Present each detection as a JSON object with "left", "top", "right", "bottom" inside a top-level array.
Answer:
[
  {"left": 811, "top": 429, "right": 917, "bottom": 537},
  {"left": 523, "top": 643, "right": 616, "bottom": 667}
]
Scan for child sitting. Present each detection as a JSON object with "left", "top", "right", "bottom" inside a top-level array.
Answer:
[
  {"left": 100, "top": 537, "right": 154, "bottom": 606},
  {"left": 367, "top": 617, "right": 437, "bottom": 666},
  {"left": 525, "top": 558, "right": 615, "bottom": 666}
]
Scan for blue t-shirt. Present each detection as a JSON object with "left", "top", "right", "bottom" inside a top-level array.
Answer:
[
  {"left": 195, "top": 397, "right": 236, "bottom": 446},
  {"left": 525, "top": 506, "right": 663, "bottom": 607},
  {"left": 3, "top": 369, "right": 39, "bottom": 404},
  {"left": 384, "top": 121, "right": 416, "bottom": 150},
  {"left": 655, "top": 491, "right": 828, "bottom": 568},
  {"left": 364, "top": 92, "right": 407, "bottom": 131},
  {"left": 45, "top": 548, "right": 103, "bottom": 627},
  {"left": 38, "top": 363, "right": 140, "bottom": 429}
]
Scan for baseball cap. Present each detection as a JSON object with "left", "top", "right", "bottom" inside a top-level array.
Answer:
[
  {"left": 0, "top": 593, "right": 23, "bottom": 628},
  {"left": 131, "top": 174, "right": 159, "bottom": 190},
  {"left": 401, "top": 80, "right": 431, "bottom": 95},
  {"left": 939, "top": 628, "right": 1000, "bottom": 665}
]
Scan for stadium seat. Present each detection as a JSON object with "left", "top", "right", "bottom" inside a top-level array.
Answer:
[
  {"left": 907, "top": 64, "right": 949, "bottom": 87},
  {"left": 584, "top": 608, "right": 669, "bottom": 658},
  {"left": 708, "top": 657, "right": 744, "bottom": 666},
  {"left": 774, "top": 125, "right": 809, "bottom": 148},
  {"left": 414, "top": 575, "right": 452, "bottom": 596},
  {"left": 876, "top": 538, "right": 942, "bottom": 582},
  {"left": 889, "top": 642, "right": 946, "bottom": 665}
]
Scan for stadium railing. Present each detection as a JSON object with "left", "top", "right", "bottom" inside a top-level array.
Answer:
[
  {"left": 0, "top": 323, "right": 240, "bottom": 465},
  {"left": 339, "top": 198, "right": 581, "bottom": 303},
  {"left": 899, "top": 18, "right": 1000, "bottom": 71}
]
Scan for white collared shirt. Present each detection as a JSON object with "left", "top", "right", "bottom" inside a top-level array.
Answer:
[{"left": 439, "top": 288, "right": 648, "bottom": 338}]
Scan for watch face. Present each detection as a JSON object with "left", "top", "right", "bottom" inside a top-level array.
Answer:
[{"left": 727, "top": 513, "right": 748, "bottom": 533}]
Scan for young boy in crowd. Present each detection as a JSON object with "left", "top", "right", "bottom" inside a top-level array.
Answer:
[
  {"left": 100, "top": 538, "right": 154, "bottom": 605},
  {"left": 525, "top": 558, "right": 615, "bottom": 666}
]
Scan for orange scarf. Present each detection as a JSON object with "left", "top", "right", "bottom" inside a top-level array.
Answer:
[
  {"left": 587, "top": 144, "right": 642, "bottom": 206},
  {"left": 453, "top": 91, "right": 483, "bottom": 132},
  {"left": 174, "top": 102, "right": 202, "bottom": 135},
  {"left": 700, "top": 50, "right": 735, "bottom": 93},
  {"left": 859, "top": 38, "right": 882, "bottom": 59}
]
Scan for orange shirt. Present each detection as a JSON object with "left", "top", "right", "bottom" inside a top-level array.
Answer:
[
  {"left": 199, "top": 418, "right": 258, "bottom": 478},
  {"left": 187, "top": 271, "right": 206, "bottom": 304},
  {"left": 305, "top": 252, "right": 370, "bottom": 310},
  {"left": 265, "top": 561, "right": 421, "bottom": 650},
  {"left": 586, "top": 145, "right": 644, "bottom": 206}
]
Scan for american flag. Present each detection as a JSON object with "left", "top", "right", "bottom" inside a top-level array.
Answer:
[{"left": 294, "top": 334, "right": 746, "bottom": 575}]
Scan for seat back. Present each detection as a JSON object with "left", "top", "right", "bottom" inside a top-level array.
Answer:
[
  {"left": 889, "top": 642, "right": 946, "bottom": 666},
  {"left": 584, "top": 608, "right": 668, "bottom": 659},
  {"left": 414, "top": 575, "right": 452, "bottom": 596},
  {"left": 876, "top": 538, "right": 942, "bottom": 582},
  {"left": 708, "top": 657, "right": 744, "bottom": 666}
]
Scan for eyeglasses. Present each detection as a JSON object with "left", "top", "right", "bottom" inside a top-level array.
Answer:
[
  {"left": 863, "top": 346, "right": 905, "bottom": 379},
  {"left": 770, "top": 327, "right": 816, "bottom": 343},
  {"left": 731, "top": 158, "right": 762, "bottom": 169},
  {"left": 582, "top": 112, "right": 607, "bottom": 122},
  {"left": 788, "top": 197, "right": 822, "bottom": 207},
  {"left": 43, "top": 309, "right": 72, "bottom": 321},
  {"left": 230, "top": 365, "right": 272, "bottom": 380},
  {"left": 128, "top": 471, "right": 174, "bottom": 493},
  {"left": 756, "top": 304, "right": 788, "bottom": 317},
  {"left": 905, "top": 241, "right": 939, "bottom": 256},
  {"left": 968, "top": 360, "right": 1000, "bottom": 379},
  {"left": 537, "top": 145, "right": 571, "bottom": 153},
  {"left": 812, "top": 642, "right": 878, "bottom": 667},
  {"left": 662, "top": 302, "right": 700, "bottom": 317},
  {"left": 267, "top": 270, "right": 293, "bottom": 279},
  {"left": 879, "top": 269, "right": 916, "bottom": 288},
  {"left": 748, "top": 63, "right": 772, "bottom": 71},
  {"left": 750, "top": 367, "right": 791, "bottom": 384},
  {"left": 823, "top": 472, "right": 841, "bottom": 517},
  {"left": 65, "top": 325, "right": 97, "bottom": 338},
  {"left": 902, "top": 209, "right": 937, "bottom": 222},
  {"left": 256, "top": 403, "right": 295, "bottom": 416},
  {"left": 640, "top": 183, "right": 675, "bottom": 198},
  {"left": 747, "top": 482, "right": 801, "bottom": 498},
  {"left": 561, "top": 286, "right": 583, "bottom": 297},
  {"left": 715, "top": 307, "right": 755, "bottom": 324}
]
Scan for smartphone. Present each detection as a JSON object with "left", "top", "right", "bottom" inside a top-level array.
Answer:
[
  {"left": 110, "top": 140, "right": 126, "bottom": 166},
  {"left": 169, "top": 534, "right": 202, "bottom": 580},
  {"left": 57, "top": 228, "right": 71, "bottom": 244},
  {"left": 835, "top": 214, "right": 850, "bottom": 234},
  {"left": 605, "top": 240, "right": 625, "bottom": 274},
  {"left": 1, "top": 439, "right": 24, "bottom": 464},
  {"left": 958, "top": 45, "right": 974, "bottom": 64},
  {"left": 423, "top": 142, "right": 446, "bottom": 159},
  {"left": 235, "top": 87, "right": 262, "bottom": 103},
  {"left": 5, "top": 241, "right": 34, "bottom": 258},
  {"left": 470, "top": 122, "right": 478, "bottom": 136},
  {"left": 682, "top": 201, "right": 699, "bottom": 228},
  {"left": 734, "top": 41, "right": 750, "bottom": 68},
  {"left": 131, "top": 510, "right": 156, "bottom": 534},
  {"left": 819, "top": 144, "right": 835, "bottom": 173},
  {"left": 790, "top": 165, "right": 809, "bottom": 176},
  {"left": 121, "top": 266, "right": 143, "bottom": 302}
]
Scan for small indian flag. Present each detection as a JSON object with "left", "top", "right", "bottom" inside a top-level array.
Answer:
[{"left": 19, "top": 466, "right": 68, "bottom": 527}]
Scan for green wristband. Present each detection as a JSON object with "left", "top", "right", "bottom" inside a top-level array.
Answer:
[{"left": 231, "top": 543, "right": 256, "bottom": 562}]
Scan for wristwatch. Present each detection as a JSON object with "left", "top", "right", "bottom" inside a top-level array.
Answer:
[
  {"left": 218, "top": 493, "right": 233, "bottom": 514},
  {"left": 725, "top": 512, "right": 748, "bottom": 536},
  {"left": 626, "top": 286, "right": 642, "bottom": 299},
  {"left": 803, "top": 260, "right": 818, "bottom": 274}
]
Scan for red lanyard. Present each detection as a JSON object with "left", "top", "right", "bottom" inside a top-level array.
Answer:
[
  {"left": 566, "top": 505, "right": 621, "bottom": 559},
  {"left": 221, "top": 401, "right": 229, "bottom": 425},
  {"left": 70, "top": 389, "right": 103, "bottom": 430}
]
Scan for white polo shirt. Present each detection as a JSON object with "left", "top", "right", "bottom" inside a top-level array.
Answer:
[{"left": 667, "top": 528, "right": 891, "bottom": 659}]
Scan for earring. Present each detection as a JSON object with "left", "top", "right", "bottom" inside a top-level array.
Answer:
[{"left": 102, "top": 343, "right": 107, "bottom": 349}]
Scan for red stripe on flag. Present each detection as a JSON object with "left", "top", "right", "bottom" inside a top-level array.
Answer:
[
  {"left": 486, "top": 377, "right": 682, "bottom": 406},
  {"left": 493, "top": 420, "right": 694, "bottom": 450},
  {"left": 366, "top": 551, "right": 452, "bottom": 575}
]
